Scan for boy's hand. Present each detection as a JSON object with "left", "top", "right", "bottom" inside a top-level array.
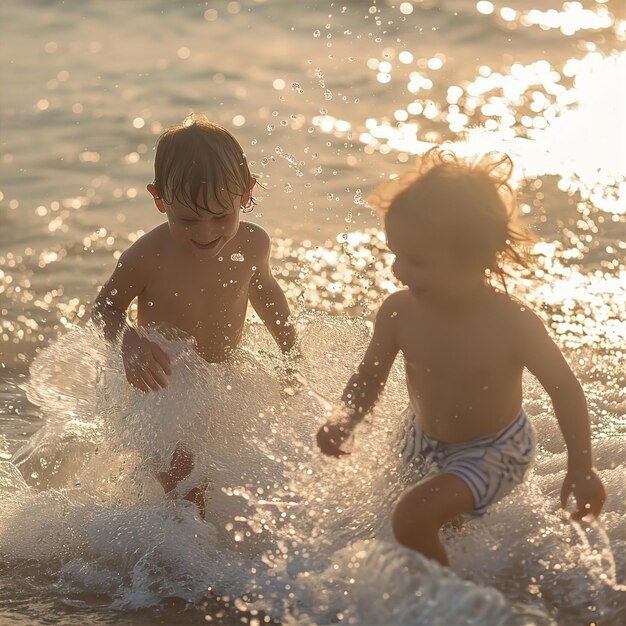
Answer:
[
  {"left": 317, "top": 418, "right": 355, "bottom": 457},
  {"left": 122, "top": 331, "right": 172, "bottom": 393},
  {"left": 560, "top": 468, "right": 606, "bottom": 520}
]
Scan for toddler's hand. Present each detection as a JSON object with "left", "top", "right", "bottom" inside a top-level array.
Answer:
[
  {"left": 122, "top": 331, "right": 172, "bottom": 392},
  {"left": 317, "top": 417, "right": 355, "bottom": 457},
  {"left": 560, "top": 467, "right": 606, "bottom": 520}
]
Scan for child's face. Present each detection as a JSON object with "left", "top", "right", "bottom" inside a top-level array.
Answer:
[
  {"left": 148, "top": 185, "right": 249, "bottom": 260},
  {"left": 165, "top": 198, "right": 240, "bottom": 259},
  {"left": 386, "top": 218, "right": 482, "bottom": 298}
]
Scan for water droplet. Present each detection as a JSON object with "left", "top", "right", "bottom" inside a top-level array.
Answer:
[
  {"left": 110, "top": 288, "right": 118, "bottom": 295},
  {"left": 313, "top": 29, "right": 321, "bottom": 37},
  {"left": 147, "top": 301, "right": 154, "bottom": 307}
]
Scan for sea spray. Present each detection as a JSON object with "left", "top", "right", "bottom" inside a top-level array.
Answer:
[{"left": 0, "top": 315, "right": 624, "bottom": 624}]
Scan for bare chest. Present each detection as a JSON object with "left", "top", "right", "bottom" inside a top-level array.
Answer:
[
  {"left": 136, "top": 260, "right": 253, "bottom": 350},
  {"left": 397, "top": 311, "right": 514, "bottom": 384}
]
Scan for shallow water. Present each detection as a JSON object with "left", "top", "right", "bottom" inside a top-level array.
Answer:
[{"left": 1, "top": 1, "right": 625, "bottom": 624}]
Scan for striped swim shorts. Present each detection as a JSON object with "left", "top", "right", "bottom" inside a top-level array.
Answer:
[{"left": 401, "top": 408, "right": 536, "bottom": 517}]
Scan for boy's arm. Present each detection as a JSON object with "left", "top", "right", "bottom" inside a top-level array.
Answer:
[
  {"left": 92, "top": 250, "right": 139, "bottom": 343},
  {"left": 317, "top": 295, "right": 401, "bottom": 456},
  {"left": 91, "top": 244, "right": 171, "bottom": 392},
  {"left": 247, "top": 226, "right": 296, "bottom": 353},
  {"left": 516, "top": 306, "right": 606, "bottom": 518}
]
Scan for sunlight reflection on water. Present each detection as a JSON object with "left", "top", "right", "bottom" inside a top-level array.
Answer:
[{"left": 1, "top": 1, "right": 625, "bottom": 624}]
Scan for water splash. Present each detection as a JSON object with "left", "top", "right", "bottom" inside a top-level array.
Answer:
[{"left": 1, "top": 316, "right": 624, "bottom": 623}]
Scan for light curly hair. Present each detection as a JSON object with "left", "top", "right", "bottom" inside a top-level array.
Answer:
[{"left": 369, "top": 147, "right": 534, "bottom": 289}]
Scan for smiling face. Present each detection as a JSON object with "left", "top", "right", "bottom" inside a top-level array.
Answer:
[
  {"left": 385, "top": 212, "right": 486, "bottom": 300},
  {"left": 386, "top": 215, "right": 451, "bottom": 294},
  {"left": 149, "top": 117, "right": 256, "bottom": 259},
  {"left": 148, "top": 184, "right": 247, "bottom": 260}
]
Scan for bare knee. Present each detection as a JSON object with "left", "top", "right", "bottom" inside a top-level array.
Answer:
[{"left": 391, "top": 490, "right": 440, "bottom": 549}]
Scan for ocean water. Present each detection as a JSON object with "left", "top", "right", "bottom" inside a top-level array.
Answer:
[{"left": 1, "top": 1, "right": 625, "bottom": 624}]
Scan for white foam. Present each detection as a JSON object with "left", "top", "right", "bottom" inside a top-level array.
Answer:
[{"left": 0, "top": 316, "right": 623, "bottom": 624}]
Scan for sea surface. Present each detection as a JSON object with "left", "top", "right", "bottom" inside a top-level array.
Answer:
[{"left": 1, "top": 1, "right": 625, "bottom": 624}]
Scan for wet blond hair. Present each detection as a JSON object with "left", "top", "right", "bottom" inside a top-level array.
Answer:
[
  {"left": 153, "top": 113, "right": 254, "bottom": 214},
  {"left": 369, "top": 147, "right": 533, "bottom": 289}
]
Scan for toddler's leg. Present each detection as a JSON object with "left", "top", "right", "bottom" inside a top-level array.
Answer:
[
  {"left": 158, "top": 445, "right": 207, "bottom": 518},
  {"left": 391, "top": 473, "right": 475, "bottom": 566}
]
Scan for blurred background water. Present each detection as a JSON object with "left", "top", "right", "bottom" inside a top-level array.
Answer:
[{"left": 1, "top": 1, "right": 625, "bottom": 625}]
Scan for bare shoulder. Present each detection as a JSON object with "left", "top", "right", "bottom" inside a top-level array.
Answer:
[
  {"left": 95, "top": 224, "right": 169, "bottom": 307},
  {"left": 376, "top": 290, "right": 411, "bottom": 326},
  {"left": 384, "top": 289, "right": 421, "bottom": 315},
  {"left": 496, "top": 293, "right": 551, "bottom": 348},
  {"left": 235, "top": 221, "right": 271, "bottom": 253},
  {"left": 499, "top": 294, "right": 542, "bottom": 325},
  {"left": 382, "top": 289, "right": 412, "bottom": 310},
  {"left": 117, "top": 223, "right": 169, "bottom": 275}
]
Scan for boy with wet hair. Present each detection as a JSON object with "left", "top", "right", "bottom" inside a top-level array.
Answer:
[
  {"left": 317, "top": 148, "right": 606, "bottom": 565},
  {"left": 92, "top": 114, "right": 296, "bottom": 515}
]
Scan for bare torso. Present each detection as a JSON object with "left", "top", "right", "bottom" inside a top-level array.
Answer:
[
  {"left": 133, "top": 222, "right": 264, "bottom": 362},
  {"left": 393, "top": 288, "right": 524, "bottom": 442}
]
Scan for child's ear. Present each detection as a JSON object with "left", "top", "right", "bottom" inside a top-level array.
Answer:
[
  {"left": 147, "top": 183, "right": 166, "bottom": 213},
  {"left": 241, "top": 177, "right": 257, "bottom": 209}
]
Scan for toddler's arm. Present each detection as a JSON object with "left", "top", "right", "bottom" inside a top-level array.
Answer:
[
  {"left": 317, "top": 295, "right": 400, "bottom": 456},
  {"left": 91, "top": 244, "right": 171, "bottom": 392},
  {"left": 516, "top": 306, "right": 606, "bottom": 519},
  {"left": 248, "top": 226, "right": 296, "bottom": 353}
]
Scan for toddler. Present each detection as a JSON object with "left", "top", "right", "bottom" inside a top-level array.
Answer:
[{"left": 317, "top": 148, "right": 606, "bottom": 565}]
